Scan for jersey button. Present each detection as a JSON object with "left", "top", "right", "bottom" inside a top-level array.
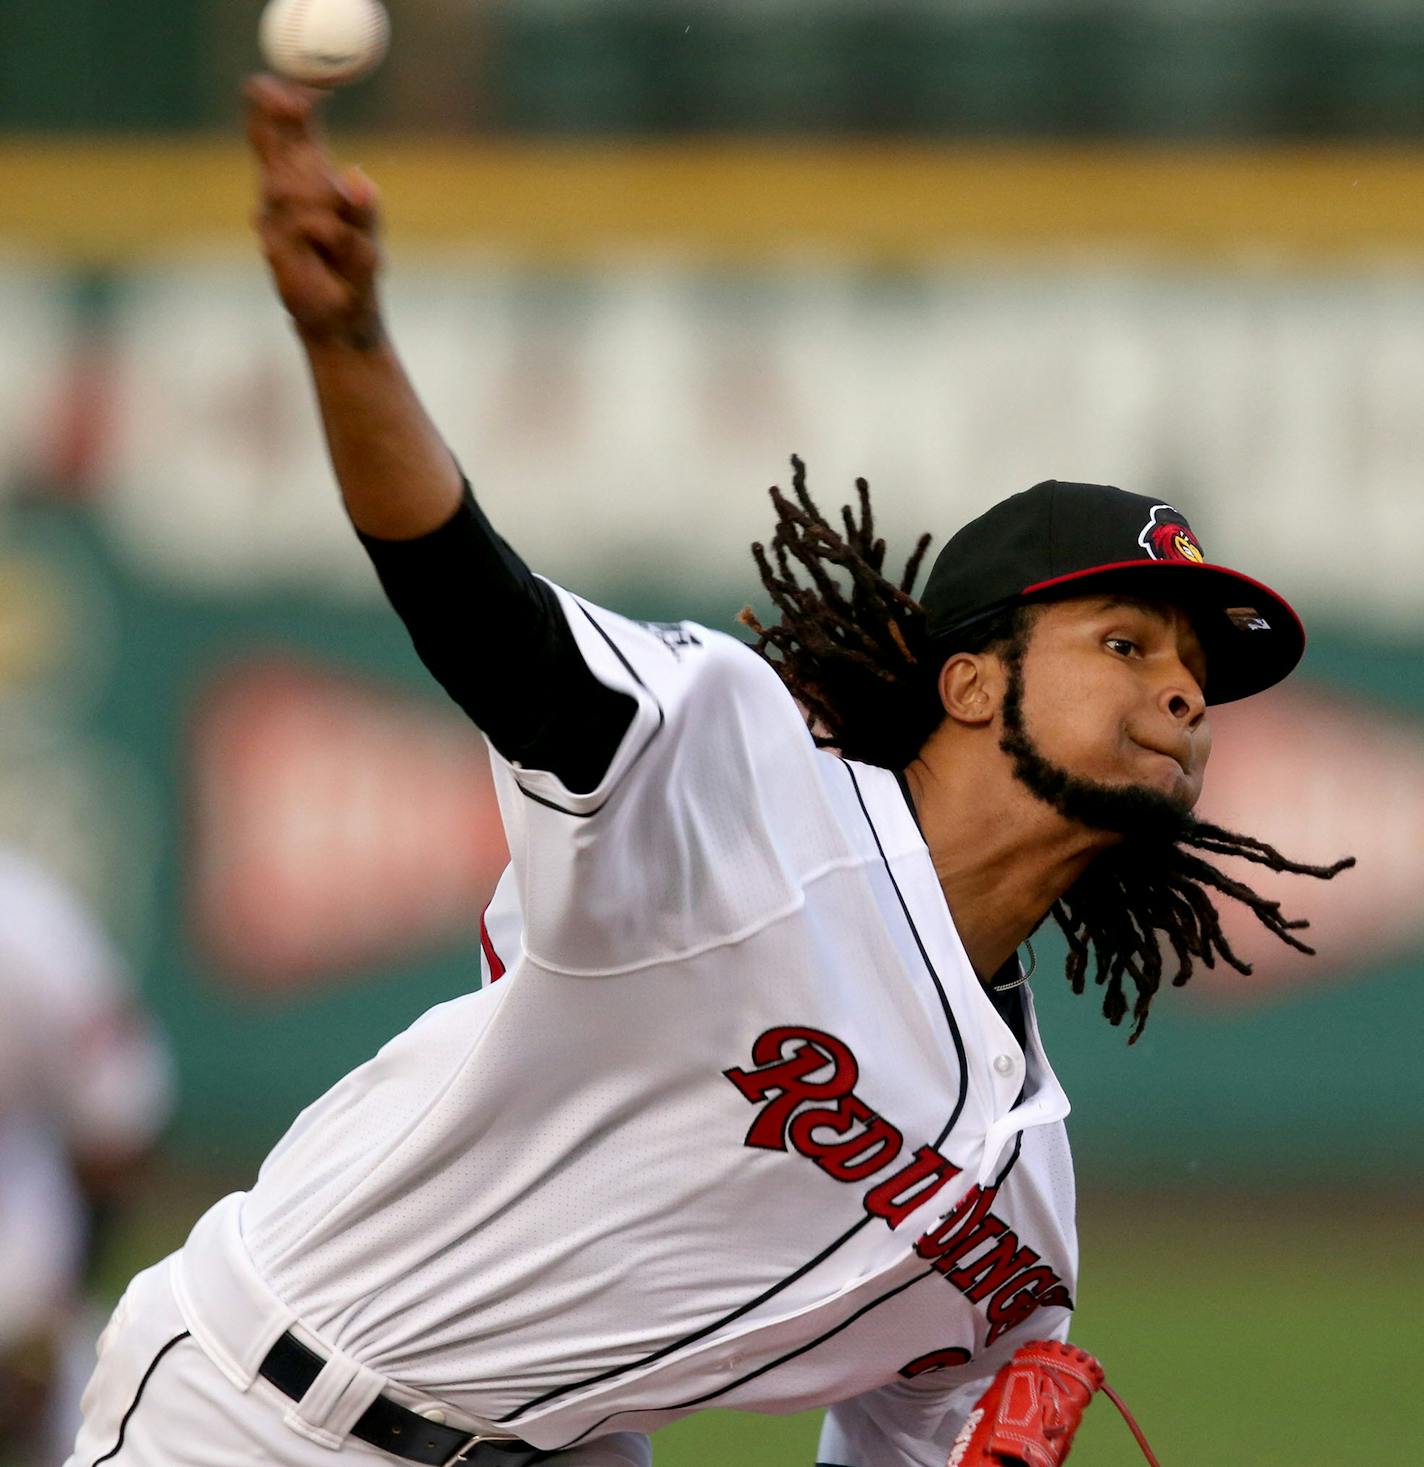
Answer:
[
  {"left": 992, "top": 1054, "right": 1016, "bottom": 1077},
  {"left": 421, "top": 1410, "right": 447, "bottom": 1425}
]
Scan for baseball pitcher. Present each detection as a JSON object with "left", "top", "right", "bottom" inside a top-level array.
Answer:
[{"left": 64, "top": 78, "right": 1351, "bottom": 1467}]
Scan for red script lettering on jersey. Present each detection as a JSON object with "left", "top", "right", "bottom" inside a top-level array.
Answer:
[
  {"left": 723, "top": 1026, "right": 1072, "bottom": 1348},
  {"left": 723, "top": 1026, "right": 961, "bottom": 1223}
]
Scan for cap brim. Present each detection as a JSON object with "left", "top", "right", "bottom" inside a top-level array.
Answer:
[{"left": 1020, "top": 559, "right": 1305, "bottom": 705}]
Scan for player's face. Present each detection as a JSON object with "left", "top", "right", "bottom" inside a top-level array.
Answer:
[{"left": 1012, "top": 594, "right": 1211, "bottom": 816}]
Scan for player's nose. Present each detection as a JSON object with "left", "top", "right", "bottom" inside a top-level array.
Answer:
[{"left": 1160, "top": 666, "right": 1206, "bottom": 727}]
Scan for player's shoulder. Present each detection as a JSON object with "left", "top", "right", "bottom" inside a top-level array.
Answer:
[
  {"left": 633, "top": 615, "right": 776, "bottom": 677},
  {"left": 571, "top": 594, "right": 793, "bottom": 705},
  {"left": 657, "top": 618, "right": 802, "bottom": 727}
]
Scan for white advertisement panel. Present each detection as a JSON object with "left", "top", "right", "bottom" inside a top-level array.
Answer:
[{"left": 0, "top": 257, "right": 1417, "bottom": 626}]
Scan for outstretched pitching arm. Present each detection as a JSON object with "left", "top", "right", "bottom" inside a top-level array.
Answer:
[
  {"left": 244, "top": 73, "right": 458, "bottom": 539},
  {"left": 244, "top": 75, "right": 635, "bottom": 791}
]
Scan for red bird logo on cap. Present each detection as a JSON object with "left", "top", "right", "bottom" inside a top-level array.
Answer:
[{"left": 1138, "top": 504, "right": 1206, "bottom": 564}]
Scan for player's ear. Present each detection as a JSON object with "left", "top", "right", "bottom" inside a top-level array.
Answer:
[{"left": 937, "top": 651, "right": 1002, "bottom": 728}]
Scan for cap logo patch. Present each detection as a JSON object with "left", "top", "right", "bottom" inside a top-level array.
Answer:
[{"left": 1138, "top": 504, "right": 1205, "bottom": 565}]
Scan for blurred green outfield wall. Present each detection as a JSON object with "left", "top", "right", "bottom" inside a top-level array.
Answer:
[
  {"left": 5, "top": 243, "right": 1424, "bottom": 1188},
  {"left": 8, "top": 0, "right": 1424, "bottom": 138},
  {"left": 7, "top": 13, "right": 1420, "bottom": 1462},
  {"left": 8, "top": 471, "right": 1423, "bottom": 1188},
  {"left": 3, "top": 116, "right": 1423, "bottom": 1192}
]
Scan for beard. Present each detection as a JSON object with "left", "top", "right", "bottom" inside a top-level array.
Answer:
[{"left": 998, "top": 656, "right": 1193, "bottom": 843}]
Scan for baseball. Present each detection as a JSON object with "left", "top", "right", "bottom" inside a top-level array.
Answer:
[{"left": 258, "top": 0, "right": 390, "bottom": 88}]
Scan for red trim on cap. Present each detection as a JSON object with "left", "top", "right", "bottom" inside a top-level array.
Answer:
[{"left": 1020, "top": 559, "right": 1305, "bottom": 639}]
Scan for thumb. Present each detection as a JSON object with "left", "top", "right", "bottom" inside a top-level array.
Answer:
[{"left": 339, "top": 165, "right": 382, "bottom": 226}]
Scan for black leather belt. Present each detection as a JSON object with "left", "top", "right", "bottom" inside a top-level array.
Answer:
[{"left": 258, "top": 1331, "right": 544, "bottom": 1466}]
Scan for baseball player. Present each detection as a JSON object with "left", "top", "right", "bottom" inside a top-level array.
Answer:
[
  {"left": 0, "top": 848, "right": 172, "bottom": 1466},
  {"left": 64, "top": 77, "right": 1352, "bottom": 1467}
]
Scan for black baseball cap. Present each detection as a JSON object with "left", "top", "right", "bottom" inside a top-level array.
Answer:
[{"left": 920, "top": 481, "right": 1304, "bottom": 705}]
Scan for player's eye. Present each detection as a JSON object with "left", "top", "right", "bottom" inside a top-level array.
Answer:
[{"left": 1105, "top": 637, "right": 1139, "bottom": 658}]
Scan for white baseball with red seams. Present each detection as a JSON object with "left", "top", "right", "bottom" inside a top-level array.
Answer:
[{"left": 258, "top": 0, "right": 390, "bottom": 88}]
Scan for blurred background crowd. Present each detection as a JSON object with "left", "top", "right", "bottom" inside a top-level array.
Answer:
[
  {"left": 2, "top": 1, "right": 1421, "bottom": 1463},
  {"left": 11, "top": 0, "right": 1424, "bottom": 136}
]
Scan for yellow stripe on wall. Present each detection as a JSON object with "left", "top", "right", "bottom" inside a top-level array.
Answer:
[{"left": 5, "top": 139, "right": 1424, "bottom": 265}]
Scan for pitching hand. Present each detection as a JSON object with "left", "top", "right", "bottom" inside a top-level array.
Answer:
[{"left": 244, "top": 73, "right": 384, "bottom": 347}]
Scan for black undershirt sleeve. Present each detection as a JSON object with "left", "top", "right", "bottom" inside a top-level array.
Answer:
[{"left": 357, "top": 481, "right": 638, "bottom": 795}]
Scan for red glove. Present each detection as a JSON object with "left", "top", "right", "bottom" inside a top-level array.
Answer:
[{"left": 946, "top": 1340, "right": 1161, "bottom": 1467}]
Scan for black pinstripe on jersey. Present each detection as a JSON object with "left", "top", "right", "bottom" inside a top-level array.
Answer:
[
  {"left": 498, "top": 758, "right": 976, "bottom": 1433},
  {"left": 89, "top": 1331, "right": 190, "bottom": 1465}
]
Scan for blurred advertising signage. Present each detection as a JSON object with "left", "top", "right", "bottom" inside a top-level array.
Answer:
[
  {"left": 190, "top": 659, "right": 508, "bottom": 991},
  {"left": 0, "top": 268, "right": 69, "bottom": 497},
  {"left": 94, "top": 262, "right": 1424, "bottom": 629},
  {"left": 1196, "top": 684, "right": 1424, "bottom": 999},
  {"left": 187, "top": 664, "right": 1424, "bottom": 1002}
]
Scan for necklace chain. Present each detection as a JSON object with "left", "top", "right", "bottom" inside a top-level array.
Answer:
[{"left": 991, "top": 939, "right": 1036, "bottom": 992}]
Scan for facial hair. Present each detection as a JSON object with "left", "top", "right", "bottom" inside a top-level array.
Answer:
[{"left": 997, "top": 652, "right": 1193, "bottom": 843}]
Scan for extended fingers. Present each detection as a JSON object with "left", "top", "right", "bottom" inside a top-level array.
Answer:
[
  {"left": 244, "top": 72, "right": 383, "bottom": 335},
  {"left": 245, "top": 73, "right": 342, "bottom": 213},
  {"left": 243, "top": 73, "right": 323, "bottom": 160}
]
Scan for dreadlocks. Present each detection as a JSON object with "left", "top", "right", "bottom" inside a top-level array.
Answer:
[
  {"left": 739, "top": 455, "right": 938, "bottom": 770},
  {"left": 740, "top": 457, "right": 1356, "bottom": 1042}
]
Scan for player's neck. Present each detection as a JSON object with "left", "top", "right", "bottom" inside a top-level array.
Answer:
[{"left": 902, "top": 743, "right": 1114, "bottom": 984}]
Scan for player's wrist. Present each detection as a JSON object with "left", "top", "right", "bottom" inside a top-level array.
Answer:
[{"left": 295, "top": 310, "right": 388, "bottom": 356}]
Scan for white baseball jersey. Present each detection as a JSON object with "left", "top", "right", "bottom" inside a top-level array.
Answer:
[
  {"left": 0, "top": 850, "right": 172, "bottom": 1349},
  {"left": 177, "top": 587, "right": 1078, "bottom": 1465}
]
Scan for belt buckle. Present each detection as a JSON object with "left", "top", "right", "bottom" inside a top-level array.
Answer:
[
  {"left": 441, "top": 1436, "right": 482, "bottom": 1467},
  {"left": 439, "top": 1431, "right": 483, "bottom": 1467},
  {"left": 443, "top": 1433, "right": 516, "bottom": 1467}
]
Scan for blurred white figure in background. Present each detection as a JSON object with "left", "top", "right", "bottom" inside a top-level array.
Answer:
[{"left": 0, "top": 849, "right": 173, "bottom": 1466}]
